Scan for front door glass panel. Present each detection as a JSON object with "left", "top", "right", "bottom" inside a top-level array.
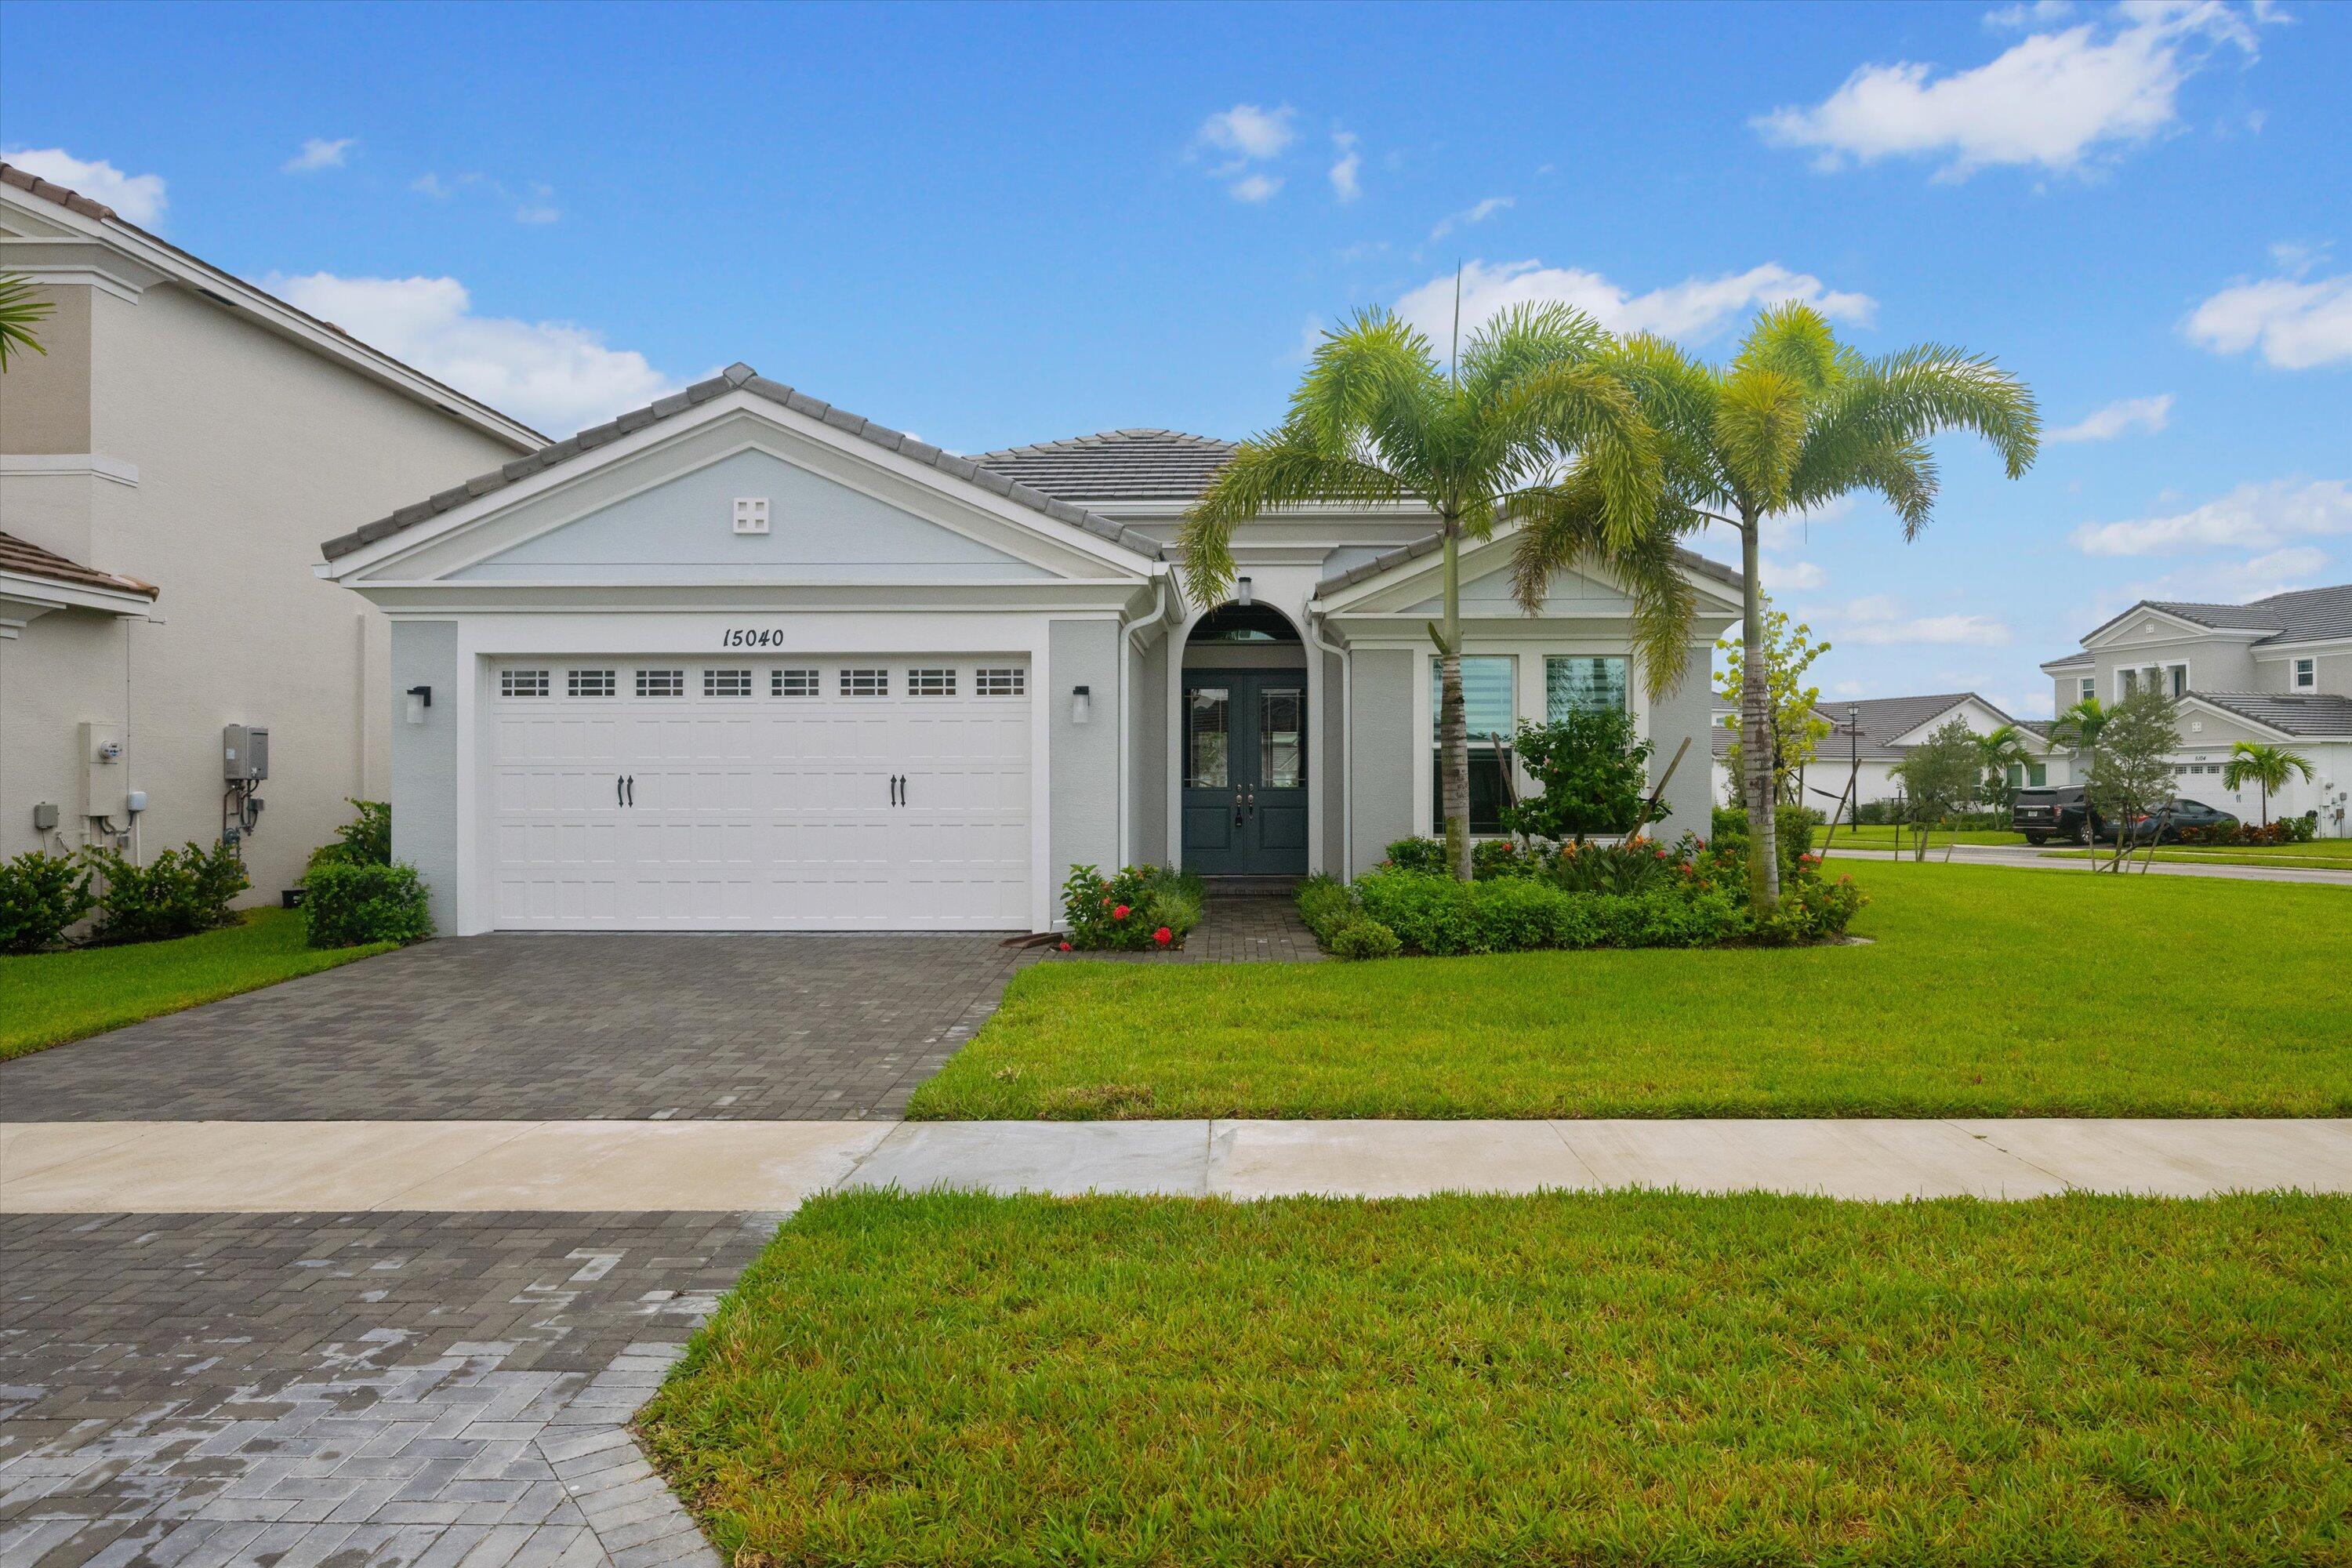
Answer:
[
  {"left": 1260, "top": 688, "right": 1304, "bottom": 788},
  {"left": 1187, "top": 688, "right": 1230, "bottom": 788}
]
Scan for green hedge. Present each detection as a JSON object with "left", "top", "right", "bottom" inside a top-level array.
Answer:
[
  {"left": 0, "top": 850, "right": 96, "bottom": 954},
  {"left": 1060, "top": 864, "right": 1203, "bottom": 951},
  {"left": 303, "top": 861, "right": 434, "bottom": 949},
  {"left": 83, "top": 840, "right": 248, "bottom": 945},
  {"left": 1354, "top": 871, "right": 1748, "bottom": 955}
]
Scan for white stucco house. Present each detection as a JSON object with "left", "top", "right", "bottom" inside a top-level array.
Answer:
[
  {"left": 0, "top": 160, "right": 540, "bottom": 899},
  {"left": 1710, "top": 691, "right": 2070, "bottom": 819},
  {"left": 319, "top": 364, "right": 1740, "bottom": 935},
  {"left": 2041, "top": 586, "right": 2352, "bottom": 835}
]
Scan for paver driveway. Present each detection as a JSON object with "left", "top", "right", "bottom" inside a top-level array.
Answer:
[{"left": 3, "top": 931, "right": 1033, "bottom": 1122}]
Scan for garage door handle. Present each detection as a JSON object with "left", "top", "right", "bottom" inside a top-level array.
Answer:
[
  {"left": 625, "top": 775, "right": 634, "bottom": 808},
  {"left": 616, "top": 775, "right": 624, "bottom": 808},
  {"left": 901, "top": 775, "right": 909, "bottom": 807}
]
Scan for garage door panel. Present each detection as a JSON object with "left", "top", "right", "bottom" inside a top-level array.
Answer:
[{"left": 489, "top": 657, "right": 1032, "bottom": 930}]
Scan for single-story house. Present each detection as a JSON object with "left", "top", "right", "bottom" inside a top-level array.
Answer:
[
  {"left": 318, "top": 364, "right": 1740, "bottom": 934},
  {"left": 1710, "top": 691, "right": 2071, "bottom": 818}
]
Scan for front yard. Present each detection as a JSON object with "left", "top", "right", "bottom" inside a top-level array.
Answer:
[
  {"left": 2045, "top": 840, "right": 2352, "bottom": 871},
  {"left": 642, "top": 1188, "right": 2351, "bottom": 1567},
  {"left": 0, "top": 908, "right": 393, "bottom": 1062},
  {"left": 912, "top": 859, "right": 2352, "bottom": 1119}
]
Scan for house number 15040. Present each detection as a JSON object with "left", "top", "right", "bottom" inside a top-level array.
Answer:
[{"left": 720, "top": 628, "right": 789, "bottom": 648}]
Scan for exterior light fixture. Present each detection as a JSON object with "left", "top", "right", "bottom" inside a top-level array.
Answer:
[
  {"left": 1072, "top": 684, "right": 1091, "bottom": 725},
  {"left": 405, "top": 685, "right": 433, "bottom": 725},
  {"left": 1236, "top": 575, "right": 1254, "bottom": 607}
]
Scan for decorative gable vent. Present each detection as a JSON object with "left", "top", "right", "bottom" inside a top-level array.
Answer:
[{"left": 734, "top": 497, "right": 771, "bottom": 535}]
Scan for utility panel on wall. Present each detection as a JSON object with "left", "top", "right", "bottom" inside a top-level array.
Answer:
[{"left": 733, "top": 497, "right": 771, "bottom": 535}]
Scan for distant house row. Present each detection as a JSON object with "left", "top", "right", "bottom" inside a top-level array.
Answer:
[{"left": 1709, "top": 583, "right": 2352, "bottom": 836}]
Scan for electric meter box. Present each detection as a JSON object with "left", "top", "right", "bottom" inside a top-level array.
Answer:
[{"left": 223, "top": 724, "right": 270, "bottom": 783}]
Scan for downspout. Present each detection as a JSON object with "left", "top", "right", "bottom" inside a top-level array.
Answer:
[
  {"left": 1117, "top": 570, "right": 1170, "bottom": 867},
  {"left": 1304, "top": 603, "right": 1351, "bottom": 880}
]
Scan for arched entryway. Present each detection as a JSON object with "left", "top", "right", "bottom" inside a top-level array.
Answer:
[{"left": 1180, "top": 601, "right": 1308, "bottom": 877}]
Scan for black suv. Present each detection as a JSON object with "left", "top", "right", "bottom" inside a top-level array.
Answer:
[{"left": 2013, "top": 786, "right": 2100, "bottom": 845}]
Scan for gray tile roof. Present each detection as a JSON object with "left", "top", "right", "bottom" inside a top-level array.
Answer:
[
  {"left": 318, "top": 365, "right": 1165, "bottom": 564},
  {"left": 1804, "top": 693, "right": 2012, "bottom": 758},
  {"left": 1313, "top": 532, "right": 1743, "bottom": 596},
  {"left": 2190, "top": 691, "right": 2352, "bottom": 739},
  {"left": 969, "top": 430, "right": 1239, "bottom": 501},
  {"left": 2081, "top": 583, "right": 2352, "bottom": 648}
]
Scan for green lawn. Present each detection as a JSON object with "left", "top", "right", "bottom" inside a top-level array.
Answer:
[
  {"left": 2045, "top": 841, "right": 2352, "bottom": 871},
  {"left": 1822, "top": 825, "right": 2029, "bottom": 849},
  {"left": 0, "top": 908, "right": 393, "bottom": 1062},
  {"left": 641, "top": 1189, "right": 2352, "bottom": 1568},
  {"left": 910, "top": 859, "right": 2352, "bottom": 1120}
]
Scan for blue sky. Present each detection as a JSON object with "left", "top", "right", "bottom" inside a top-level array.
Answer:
[{"left": 5, "top": 0, "right": 2346, "bottom": 714}]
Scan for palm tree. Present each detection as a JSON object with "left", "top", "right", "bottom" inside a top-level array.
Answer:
[
  {"left": 1181, "top": 303, "right": 1664, "bottom": 881},
  {"left": 2221, "top": 741, "right": 2314, "bottom": 828},
  {"left": 0, "top": 272, "right": 56, "bottom": 371},
  {"left": 1973, "top": 723, "right": 2031, "bottom": 817},
  {"left": 1520, "top": 303, "right": 2039, "bottom": 909}
]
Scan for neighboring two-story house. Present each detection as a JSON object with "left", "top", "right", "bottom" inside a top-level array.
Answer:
[
  {"left": 2040, "top": 585, "right": 2352, "bottom": 835},
  {"left": 1, "top": 162, "right": 541, "bottom": 903}
]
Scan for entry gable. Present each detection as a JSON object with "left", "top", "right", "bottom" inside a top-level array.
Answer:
[
  {"left": 1316, "top": 524, "right": 1743, "bottom": 619},
  {"left": 449, "top": 446, "right": 1050, "bottom": 583}
]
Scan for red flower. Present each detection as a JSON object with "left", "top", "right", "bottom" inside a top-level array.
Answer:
[
  {"left": 1113, "top": 904, "right": 1131, "bottom": 920},
  {"left": 1058, "top": 941, "right": 1073, "bottom": 952},
  {"left": 1153, "top": 926, "right": 1172, "bottom": 945}
]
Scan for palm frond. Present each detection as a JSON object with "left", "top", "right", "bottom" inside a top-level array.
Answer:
[
  {"left": 0, "top": 272, "right": 56, "bottom": 370},
  {"left": 1714, "top": 368, "right": 1808, "bottom": 509},
  {"left": 1801, "top": 343, "right": 2042, "bottom": 492},
  {"left": 1179, "top": 437, "right": 1410, "bottom": 604},
  {"left": 1487, "top": 361, "right": 1660, "bottom": 546},
  {"left": 1505, "top": 472, "right": 1700, "bottom": 696},
  {"left": 1733, "top": 300, "right": 1841, "bottom": 394},
  {"left": 1290, "top": 309, "right": 1443, "bottom": 458},
  {"left": 1455, "top": 300, "right": 1608, "bottom": 408}
]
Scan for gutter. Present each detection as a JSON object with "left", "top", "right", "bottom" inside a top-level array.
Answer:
[
  {"left": 1303, "top": 604, "right": 1351, "bottom": 880},
  {"left": 1116, "top": 572, "right": 1172, "bottom": 866}
]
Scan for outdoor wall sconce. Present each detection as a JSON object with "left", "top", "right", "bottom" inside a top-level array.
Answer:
[
  {"left": 1236, "top": 575, "right": 1254, "bottom": 607},
  {"left": 1071, "top": 684, "right": 1091, "bottom": 725},
  {"left": 405, "top": 685, "right": 433, "bottom": 725}
]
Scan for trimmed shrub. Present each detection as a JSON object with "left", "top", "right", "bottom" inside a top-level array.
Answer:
[
  {"left": 1295, "top": 875, "right": 1359, "bottom": 945},
  {"left": 307, "top": 800, "right": 393, "bottom": 873},
  {"left": 83, "top": 840, "right": 248, "bottom": 945},
  {"left": 303, "top": 861, "right": 434, "bottom": 948},
  {"left": 1472, "top": 838, "right": 1537, "bottom": 880},
  {"left": 1381, "top": 836, "right": 1450, "bottom": 875},
  {"left": 1329, "top": 920, "right": 1401, "bottom": 961},
  {"left": 0, "top": 850, "right": 96, "bottom": 954},
  {"left": 1708, "top": 804, "right": 1821, "bottom": 869},
  {"left": 1062, "top": 863, "right": 1203, "bottom": 951}
]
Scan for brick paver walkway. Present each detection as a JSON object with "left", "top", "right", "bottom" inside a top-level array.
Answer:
[
  {"left": 0, "top": 1210, "right": 769, "bottom": 1568},
  {"left": 3, "top": 932, "right": 1032, "bottom": 1123}
]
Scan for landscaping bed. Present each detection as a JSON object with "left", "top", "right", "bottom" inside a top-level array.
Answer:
[
  {"left": 909, "top": 859, "right": 2352, "bottom": 1119},
  {"left": 641, "top": 1188, "right": 2351, "bottom": 1567},
  {"left": 0, "top": 908, "right": 394, "bottom": 1062}
]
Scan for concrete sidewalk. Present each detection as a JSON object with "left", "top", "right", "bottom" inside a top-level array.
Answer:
[
  {"left": 1822, "top": 843, "right": 2352, "bottom": 885},
  {"left": 9, "top": 1117, "right": 2348, "bottom": 1210}
]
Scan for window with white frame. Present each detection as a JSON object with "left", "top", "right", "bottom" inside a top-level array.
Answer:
[
  {"left": 704, "top": 668, "right": 753, "bottom": 698},
  {"left": 840, "top": 668, "right": 887, "bottom": 698},
  {"left": 1545, "top": 655, "right": 1628, "bottom": 717},
  {"left": 568, "top": 668, "right": 616, "bottom": 698},
  {"left": 1430, "top": 655, "right": 1515, "bottom": 835},
  {"left": 2295, "top": 657, "right": 2316, "bottom": 690},
  {"left": 908, "top": 667, "right": 956, "bottom": 696},
  {"left": 636, "top": 668, "right": 685, "bottom": 698},
  {"left": 975, "top": 667, "right": 1025, "bottom": 696},
  {"left": 773, "top": 668, "right": 818, "bottom": 697},
  {"left": 2121, "top": 663, "right": 2187, "bottom": 699},
  {"left": 499, "top": 669, "right": 550, "bottom": 698},
  {"left": 2079, "top": 676, "right": 2096, "bottom": 702}
]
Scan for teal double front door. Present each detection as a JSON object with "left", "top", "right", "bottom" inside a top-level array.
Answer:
[{"left": 1181, "top": 670, "right": 1308, "bottom": 877}]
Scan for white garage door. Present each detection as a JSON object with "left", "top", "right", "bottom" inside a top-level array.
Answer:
[{"left": 486, "top": 658, "right": 1032, "bottom": 930}]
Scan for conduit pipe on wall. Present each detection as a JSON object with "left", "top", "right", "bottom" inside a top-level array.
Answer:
[
  {"left": 1303, "top": 604, "right": 1350, "bottom": 880},
  {"left": 1116, "top": 571, "right": 1170, "bottom": 866}
]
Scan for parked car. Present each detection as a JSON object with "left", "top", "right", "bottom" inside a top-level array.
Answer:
[
  {"left": 2012, "top": 786, "right": 2101, "bottom": 845},
  {"left": 2108, "top": 798, "right": 2239, "bottom": 845}
]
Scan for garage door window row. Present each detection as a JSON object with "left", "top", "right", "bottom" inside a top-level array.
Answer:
[{"left": 496, "top": 664, "right": 1030, "bottom": 702}]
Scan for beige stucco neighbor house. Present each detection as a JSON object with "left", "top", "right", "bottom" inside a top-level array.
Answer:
[
  {"left": 0, "top": 162, "right": 542, "bottom": 904},
  {"left": 2040, "top": 585, "right": 2352, "bottom": 836}
]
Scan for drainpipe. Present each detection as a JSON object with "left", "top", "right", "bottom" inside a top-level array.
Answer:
[
  {"left": 1304, "top": 604, "right": 1351, "bottom": 880},
  {"left": 1117, "top": 571, "right": 1170, "bottom": 866}
]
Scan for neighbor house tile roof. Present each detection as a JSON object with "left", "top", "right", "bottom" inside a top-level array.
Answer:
[
  {"left": 969, "top": 430, "right": 1240, "bottom": 501},
  {"left": 2190, "top": 691, "right": 2352, "bottom": 739},
  {"left": 319, "top": 365, "right": 1165, "bottom": 564},
  {"left": 2080, "top": 583, "right": 2352, "bottom": 648},
  {"left": 0, "top": 531, "right": 158, "bottom": 600}
]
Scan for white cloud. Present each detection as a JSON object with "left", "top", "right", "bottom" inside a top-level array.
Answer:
[
  {"left": 1985, "top": 0, "right": 2075, "bottom": 28},
  {"left": 1429, "top": 196, "right": 1512, "bottom": 242},
  {"left": 1396, "top": 259, "right": 1875, "bottom": 347},
  {"left": 283, "top": 137, "right": 354, "bottom": 173},
  {"left": 2049, "top": 392, "right": 2172, "bottom": 441},
  {"left": 1229, "top": 172, "right": 1282, "bottom": 204},
  {"left": 514, "top": 183, "right": 561, "bottom": 224},
  {"left": 1838, "top": 599, "right": 2015, "bottom": 647},
  {"left": 2184, "top": 272, "right": 2352, "bottom": 368},
  {"left": 2, "top": 147, "right": 167, "bottom": 226},
  {"left": 411, "top": 172, "right": 462, "bottom": 198},
  {"left": 1329, "top": 132, "right": 1362, "bottom": 201},
  {"left": 2072, "top": 478, "right": 2352, "bottom": 556},
  {"left": 2120, "top": 546, "right": 2331, "bottom": 604},
  {"left": 263, "top": 272, "right": 682, "bottom": 437},
  {"left": 1197, "top": 103, "right": 1298, "bottom": 162},
  {"left": 1764, "top": 557, "right": 1827, "bottom": 590},
  {"left": 1753, "top": 2, "right": 2270, "bottom": 180}
]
